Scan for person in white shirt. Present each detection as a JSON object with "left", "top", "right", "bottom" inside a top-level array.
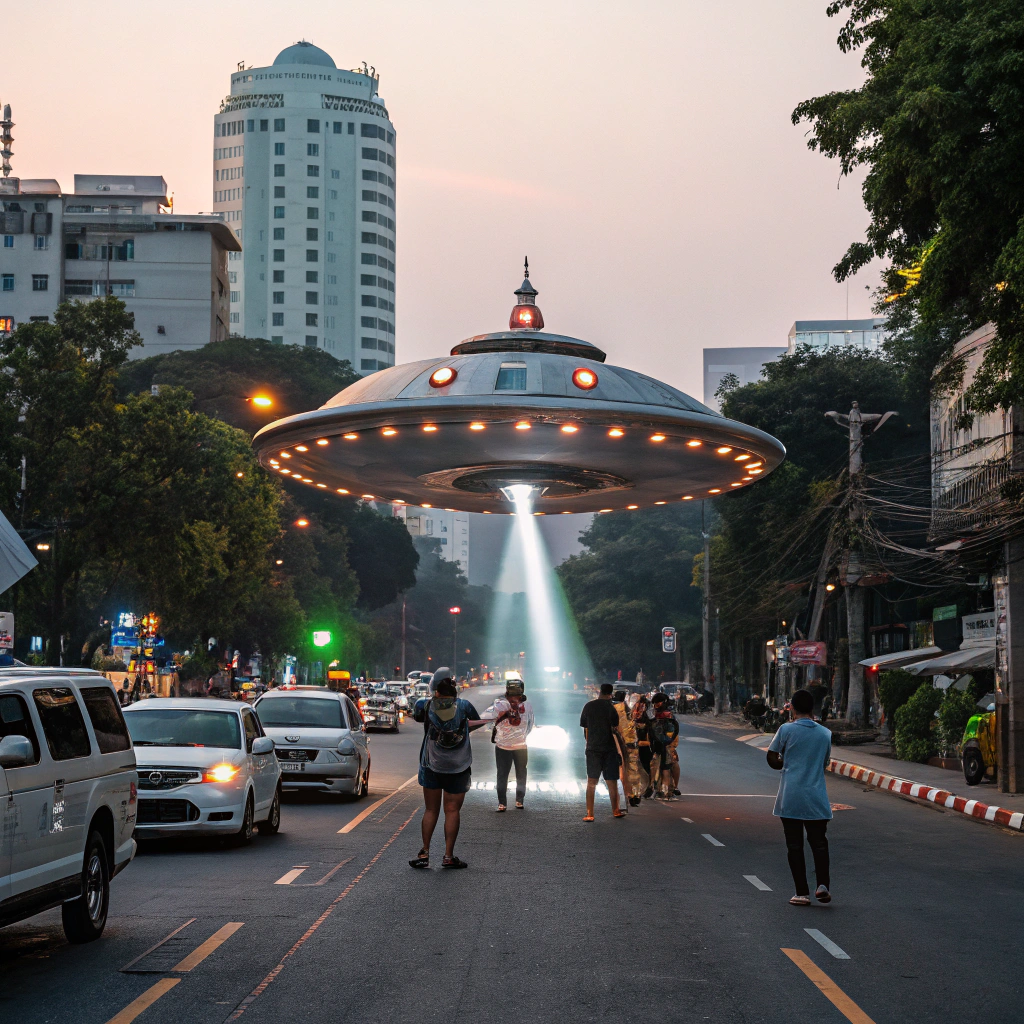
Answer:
[{"left": 481, "top": 680, "right": 536, "bottom": 811}]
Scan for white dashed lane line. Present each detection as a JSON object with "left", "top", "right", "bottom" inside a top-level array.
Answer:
[
  {"left": 805, "top": 928, "right": 850, "bottom": 960},
  {"left": 701, "top": 834, "right": 725, "bottom": 847},
  {"left": 275, "top": 867, "right": 308, "bottom": 885},
  {"left": 744, "top": 874, "right": 772, "bottom": 891},
  {"left": 681, "top": 817, "right": 694, "bottom": 823}
]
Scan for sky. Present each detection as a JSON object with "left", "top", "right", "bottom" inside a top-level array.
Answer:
[{"left": 3, "top": 0, "right": 879, "bottom": 588}]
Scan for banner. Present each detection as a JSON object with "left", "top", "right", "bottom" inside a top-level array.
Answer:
[
  {"left": 0, "top": 611, "right": 12, "bottom": 651},
  {"left": 789, "top": 640, "right": 827, "bottom": 666}
]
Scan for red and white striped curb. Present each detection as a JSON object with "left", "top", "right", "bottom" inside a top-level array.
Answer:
[{"left": 829, "top": 758, "right": 1024, "bottom": 830}]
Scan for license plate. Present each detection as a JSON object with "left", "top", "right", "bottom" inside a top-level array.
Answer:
[
  {"left": 379, "top": 715, "right": 393, "bottom": 723},
  {"left": 281, "top": 762, "right": 304, "bottom": 772}
]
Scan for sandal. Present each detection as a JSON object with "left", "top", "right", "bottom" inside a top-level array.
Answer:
[
  {"left": 613, "top": 810, "right": 627, "bottom": 818},
  {"left": 515, "top": 802, "right": 524, "bottom": 809},
  {"left": 583, "top": 814, "right": 595, "bottom": 822},
  {"left": 496, "top": 805, "right": 506, "bottom": 812},
  {"left": 409, "top": 848, "right": 430, "bottom": 869},
  {"left": 441, "top": 856, "right": 468, "bottom": 869},
  {"left": 789, "top": 895, "right": 811, "bottom": 906}
]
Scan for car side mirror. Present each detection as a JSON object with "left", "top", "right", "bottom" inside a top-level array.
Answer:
[
  {"left": 0, "top": 734, "right": 34, "bottom": 768},
  {"left": 252, "top": 736, "right": 275, "bottom": 755}
]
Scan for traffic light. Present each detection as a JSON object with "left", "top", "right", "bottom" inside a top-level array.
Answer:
[{"left": 312, "top": 630, "right": 332, "bottom": 648}]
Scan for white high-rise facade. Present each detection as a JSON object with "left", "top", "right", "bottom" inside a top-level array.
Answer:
[{"left": 213, "top": 41, "right": 396, "bottom": 369}]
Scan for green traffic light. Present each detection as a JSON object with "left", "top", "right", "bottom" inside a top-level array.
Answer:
[{"left": 312, "top": 630, "right": 332, "bottom": 647}]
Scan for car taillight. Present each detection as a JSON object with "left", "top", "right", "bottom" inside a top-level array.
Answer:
[
  {"left": 129, "top": 781, "right": 138, "bottom": 805},
  {"left": 204, "top": 764, "right": 240, "bottom": 783}
]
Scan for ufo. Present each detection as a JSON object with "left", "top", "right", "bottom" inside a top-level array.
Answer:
[{"left": 252, "top": 263, "right": 786, "bottom": 514}]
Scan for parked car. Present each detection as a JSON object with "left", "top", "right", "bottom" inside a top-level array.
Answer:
[
  {"left": 254, "top": 688, "right": 370, "bottom": 799},
  {"left": 0, "top": 667, "right": 137, "bottom": 942},
  {"left": 122, "top": 698, "right": 281, "bottom": 843}
]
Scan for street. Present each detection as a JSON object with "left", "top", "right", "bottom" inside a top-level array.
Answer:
[{"left": 0, "top": 684, "right": 1019, "bottom": 1024}]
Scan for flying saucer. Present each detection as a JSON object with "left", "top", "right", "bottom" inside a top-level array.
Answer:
[{"left": 252, "top": 264, "right": 786, "bottom": 514}]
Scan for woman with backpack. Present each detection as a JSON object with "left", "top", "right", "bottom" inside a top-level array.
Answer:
[
  {"left": 409, "top": 668, "right": 485, "bottom": 870},
  {"left": 481, "top": 679, "right": 535, "bottom": 811}
]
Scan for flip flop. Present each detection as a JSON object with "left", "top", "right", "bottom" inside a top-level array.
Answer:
[
  {"left": 496, "top": 805, "right": 506, "bottom": 812},
  {"left": 515, "top": 802, "right": 524, "bottom": 809},
  {"left": 409, "top": 849, "right": 430, "bottom": 869},
  {"left": 441, "top": 856, "right": 468, "bottom": 869},
  {"left": 613, "top": 810, "right": 627, "bottom": 818},
  {"left": 583, "top": 814, "right": 595, "bottom": 822}
]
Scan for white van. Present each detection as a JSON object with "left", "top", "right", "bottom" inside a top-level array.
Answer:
[{"left": 0, "top": 668, "right": 138, "bottom": 942}]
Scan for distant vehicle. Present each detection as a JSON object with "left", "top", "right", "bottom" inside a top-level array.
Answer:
[
  {"left": 660, "top": 682, "right": 700, "bottom": 713},
  {"left": 254, "top": 688, "right": 370, "bottom": 799},
  {"left": 384, "top": 682, "right": 410, "bottom": 709},
  {"left": 363, "top": 693, "right": 401, "bottom": 733},
  {"left": 123, "top": 698, "right": 281, "bottom": 843},
  {"left": 0, "top": 668, "right": 137, "bottom": 943},
  {"left": 612, "top": 682, "right": 645, "bottom": 696}
]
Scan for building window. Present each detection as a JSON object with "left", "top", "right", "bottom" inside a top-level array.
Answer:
[
  {"left": 274, "top": 143, "right": 285, "bottom": 157},
  {"left": 306, "top": 270, "right": 319, "bottom": 283},
  {"left": 304, "top": 292, "right": 318, "bottom": 308},
  {"left": 272, "top": 312, "right": 284, "bottom": 326},
  {"left": 361, "top": 337, "right": 376, "bottom": 349},
  {"left": 32, "top": 274, "right": 48, "bottom": 292},
  {"left": 326, "top": 252, "right": 336, "bottom": 263},
  {"left": 306, "top": 313, "right": 318, "bottom": 327},
  {"left": 348, "top": 122, "right": 355, "bottom": 134},
  {"left": 307, "top": 166, "right": 320, "bottom": 178},
  {"left": 274, "top": 118, "right": 285, "bottom": 132},
  {"left": 274, "top": 164, "right": 285, "bottom": 177},
  {"left": 361, "top": 295, "right": 376, "bottom": 307},
  {"left": 247, "top": 119, "right": 254, "bottom": 132},
  {"left": 360, "top": 274, "right": 375, "bottom": 286},
  {"left": 273, "top": 270, "right": 284, "bottom": 283},
  {"left": 361, "top": 359, "right": 378, "bottom": 371},
  {"left": 34, "top": 235, "right": 47, "bottom": 250},
  {"left": 327, "top": 274, "right": 337, "bottom": 285},
  {"left": 273, "top": 249, "right": 285, "bottom": 262},
  {"left": 307, "top": 207, "right": 319, "bottom": 220},
  {"left": 230, "top": 290, "right": 240, "bottom": 302},
  {"left": 361, "top": 232, "right": 377, "bottom": 244},
  {"left": 361, "top": 315, "right": 376, "bottom": 328},
  {"left": 271, "top": 335, "right": 283, "bottom": 344},
  {"left": 360, "top": 253, "right": 375, "bottom": 265},
  {"left": 331, "top": 169, "right": 340, "bottom": 180},
  {"left": 228, "top": 272, "right": 237, "bottom": 283},
  {"left": 273, "top": 291, "right": 284, "bottom": 304},
  {"left": 230, "top": 312, "right": 240, "bottom": 323},
  {"left": 333, "top": 121, "right": 342, "bottom": 134},
  {"left": 362, "top": 170, "right": 376, "bottom": 182},
  {"left": 274, "top": 206, "right": 285, "bottom": 219},
  {"left": 304, "top": 187, "right": 319, "bottom": 201},
  {"left": 361, "top": 147, "right": 378, "bottom": 160},
  {"left": 362, "top": 211, "right": 377, "bottom": 223},
  {"left": 274, "top": 186, "right": 285, "bottom": 198},
  {"left": 306, "top": 228, "right": 318, "bottom": 241},
  {"left": 329, "top": 189, "right": 338, "bottom": 200},
  {"left": 2, "top": 274, "right": 14, "bottom": 291},
  {"left": 307, "top": 143, "right": 319, "bottom": 156},
  {"left": 305, "top": 335, "right": 317, "bottom": 348},
  {"left": 306, "top": 249, "right": 319, "bottom": 262},
  {"left": 260, "top": 119, "right": 269, "bottom": 131},
  {"left": 307, "top": 119, "right": 320, "bottom": 134},
  {"left": 2, "top": 234, "right": 12, "bottom": 248}
]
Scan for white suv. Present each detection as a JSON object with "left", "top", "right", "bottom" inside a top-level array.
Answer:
[{"left": 0, "top": 668, "right": 138, "bottom": 943}]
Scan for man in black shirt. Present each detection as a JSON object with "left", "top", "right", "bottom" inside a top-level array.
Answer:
[{"left": 579, "top": 683, "right": 626, "bottom": 821}]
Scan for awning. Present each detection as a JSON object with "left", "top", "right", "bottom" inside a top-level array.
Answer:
[
  {"left": 858, "top": 646, "right": 943, "bottom": 670},
  {"left": 0, "top": 509, "right": 37, "bottom": 595},
  {"left": 905, "top": 644, "right": 996, "bottom": 676}
]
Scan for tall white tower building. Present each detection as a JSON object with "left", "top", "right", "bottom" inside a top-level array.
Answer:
[{"left": 214, "top": 41, "right": 396, "bottom": 369}]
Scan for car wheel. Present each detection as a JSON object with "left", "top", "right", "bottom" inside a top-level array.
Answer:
[
  {"left": 355, "top": 763, "right": 370, "bottom": 800},
  {"left": 62, "top": 829, "right": 109, "bottom": 944},
  {"left": 257, "top": 786, "right": 281, "bottom": 835},
  {"left": 963, "top": 747, "right": 986, "bottom": 786},
  {"left": 232, "top": 793, "right": 255, "bottom": 845}
]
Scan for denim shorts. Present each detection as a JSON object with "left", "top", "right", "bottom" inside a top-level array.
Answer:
[{"left": 418, "top": 764, "right": 472, "bottom": 793}]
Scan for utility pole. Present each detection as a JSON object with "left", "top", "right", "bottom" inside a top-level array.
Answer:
[
  {"left": 713, "top": 605, "right": 724, "bottom": 715},
  {"left": 400, "top": 596, "right": 407, "bottom": 679},
  {"left": 701, "top": 501, "right": 711, "bottom": 694},
  {"left": 824, "top": 402, "right": 897, "bottom": 726}
]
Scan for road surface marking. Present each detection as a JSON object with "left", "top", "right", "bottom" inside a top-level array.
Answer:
[
  {"left": 301, "top": 857, "right": 354, "bottom": 886},
  {"left": 275, "top": 867, "right": 309, "bottom": 885},
  {"left": 338, "top": 774, "right": 418, "bottom": 833},
  {"left": 681, "top": 817, "right": 693, "bottom": 823},
  {"left": 104, "top": 978, "right": 181, "bottom": 1024},
  {"left": 683, "top": 736, "right": 715, "bottom": 743},
  {"left": 736, "top": 733, "right": 761, "bottom": 742},
  {"left": 744, "top": 875, "right": 771, "bottom": 890},
  {"left": 805, "top": 928, "right": 851, "bottom": 960},
  {"left": 227, "top": 808, "right": 418, "bottom": 1020},
  {"left": 702, "top": 834, "right": 725, "bottom": 846},
  {"left": 782, "top": 948, "right": 875, "bottom": 1023},
  {"left": 120, "top": 918, "right": 196, "bottom": 972},
  {"left": 172, "top": 922, "right": 244, "bottom": 972},
  {"left": 678, "top": 793, "right": 775, "bottom": 798}
]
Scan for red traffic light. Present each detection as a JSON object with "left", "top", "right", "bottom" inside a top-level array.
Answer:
[{"left": 449, "top": 606, "right": 461, "bottom": 615}]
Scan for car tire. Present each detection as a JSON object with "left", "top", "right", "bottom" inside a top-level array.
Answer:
[
  {"left": 354, "top": 763, "right": 370, "bottom": 800},
  {"left": 232, "top": 793, "right": 255, "bottom": 845},
  {"left": 62, "top": 829, "right": 109, "bottom": 944},
  {"left": 257, "top": 786, "right": 281, "bottom": 835},
  {"left": 963, "top": 747, "right": 986, "bottom": 786}
]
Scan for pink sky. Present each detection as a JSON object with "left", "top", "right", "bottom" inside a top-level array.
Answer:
[{"left": 3, "top": 0, "right": 878, "bottom": 399}]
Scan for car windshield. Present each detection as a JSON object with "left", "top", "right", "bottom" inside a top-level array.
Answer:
[
  {"left": 256, "top": 697, "right": 343, "bottom": 729},
  {"left": 125, "top": 709, "right": 241, "bottom": 749}
]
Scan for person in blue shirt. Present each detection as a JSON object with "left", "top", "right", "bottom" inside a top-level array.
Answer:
[{"left": 767, "top": 688, "right": 833, "bottom": 906}]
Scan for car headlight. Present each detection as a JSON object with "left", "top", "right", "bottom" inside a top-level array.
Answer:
[
  {"left": 203, "top": 763, "right": 241, "bottom": 783},
  {"left": 338, "top": 737, "right": 357, "bottom": 755}
]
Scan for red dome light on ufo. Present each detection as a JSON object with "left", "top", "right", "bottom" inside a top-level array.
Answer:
[
  {"left": 572, "top": 367, "right": 598, "bottom": 390},
  {"left": 430, "top": 366, "right": 457, "bottom": 388}
]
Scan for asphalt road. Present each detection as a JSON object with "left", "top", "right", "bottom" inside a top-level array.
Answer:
[{"left": 2, "top": 684, "right": 1023, "bottom": 1024}]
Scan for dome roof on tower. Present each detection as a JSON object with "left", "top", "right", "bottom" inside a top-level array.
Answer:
[{"left": 273, "top": 41, "right": 336, "bottom": 68}]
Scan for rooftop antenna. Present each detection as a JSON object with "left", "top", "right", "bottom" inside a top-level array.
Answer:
[
  {"left": 1, "top": 102, "right": 13, "bottom": 179},
  {"left": 524, "top": 256, "right": 530, "bottom": 278}
]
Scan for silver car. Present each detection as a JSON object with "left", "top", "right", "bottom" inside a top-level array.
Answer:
[
  {"left": 123, "top": 698, "right": 281, "bottom": 843},
  {"left": 254, "top": 687, "right": 370, "bottom": 799}
]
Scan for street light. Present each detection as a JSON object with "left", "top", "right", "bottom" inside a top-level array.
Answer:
[
  {"left": 247, "top": 394, "right": 273, "bottom": 409},
  {"left": 449, "top": 606, "right": 461, "bottom": 676}
]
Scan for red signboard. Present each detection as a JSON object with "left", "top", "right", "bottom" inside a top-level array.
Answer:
[{"left": 789, "top": 640, "right": 827, "bottom": 666}]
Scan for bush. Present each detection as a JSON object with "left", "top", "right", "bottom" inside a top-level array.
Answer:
[
  {"left": 938, "top": 685, "right": 979, "bottom": 757},
  {"left": 893, "top": 683, "right": 943, "bottom": 762},
  {"left": 879, "top": 669, "right": 923, "bottom": 731},
  {"left": 94, "top": 656, "right": 127, "bottom": 672}
]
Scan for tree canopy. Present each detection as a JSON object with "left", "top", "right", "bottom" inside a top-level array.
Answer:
[{"left": 793, "top": 0, "right": 1024, "bottom": 410}]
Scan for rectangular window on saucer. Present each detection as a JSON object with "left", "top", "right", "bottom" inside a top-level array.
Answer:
[{"left": 494, "top": 363, "right": 527, "bottom": 391}]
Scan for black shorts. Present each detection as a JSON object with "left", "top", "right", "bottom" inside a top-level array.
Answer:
[
  {"left": 586, "top": 749, "right": 621, "bottom": 782},
  {"left": 418, "top": 765, "right": 472, "bottom": 794}
]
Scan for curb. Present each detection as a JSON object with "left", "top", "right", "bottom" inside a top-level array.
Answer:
[{"left": 829, "top": 758, "right": 1024, "bottom": 831}]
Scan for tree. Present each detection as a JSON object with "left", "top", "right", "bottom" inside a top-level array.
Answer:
[
  {"left": 792, "top": 0, "right": 1024, "bottom": 412},
  {"left": 556, "top": 504, "right": 704, "bottom": 680}
]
